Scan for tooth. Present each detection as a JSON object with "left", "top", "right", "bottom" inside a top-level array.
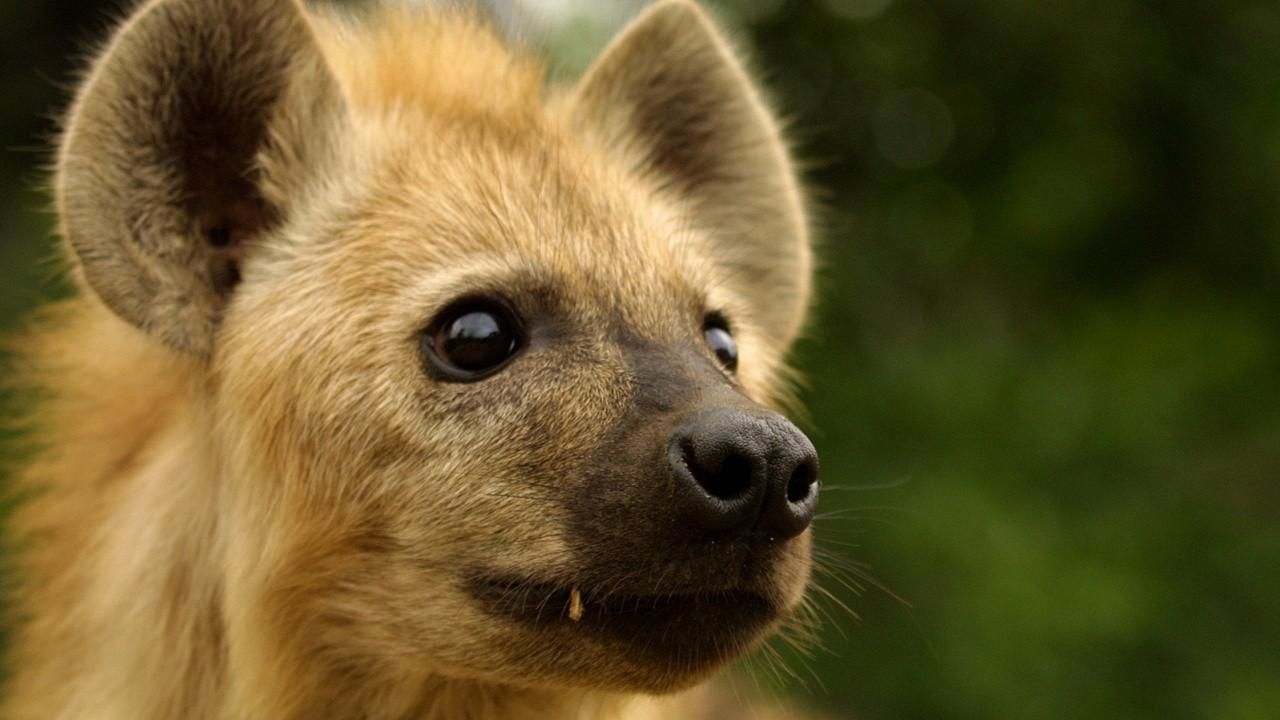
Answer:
[{"left": 569, "top": 587, "right": 584, "bottom": 622}]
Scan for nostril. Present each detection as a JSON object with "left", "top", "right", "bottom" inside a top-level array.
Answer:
[
  {"left": 685, "top": 443, "right": 754, "bottom": 501},
  {"left": 786, "top": 459, "right": 817, "bottom": 504},
  {"left": 714, "top": 453, "right": 754, "bottom": 500}
]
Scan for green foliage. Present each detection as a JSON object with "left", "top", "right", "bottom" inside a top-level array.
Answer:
[
  {"left": 722, "top": 1, "right": 1280, "bottom": 717},
  {"left": 1, "top": 1, "right": 1277, "bottom": 717}
]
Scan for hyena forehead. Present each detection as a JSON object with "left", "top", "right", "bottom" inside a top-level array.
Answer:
[
  {"left": 329, "top": 137, "right": 723, "bottom": 340},
  {"left": 298, "top": 33, "right": 730, "bottom": 342}
]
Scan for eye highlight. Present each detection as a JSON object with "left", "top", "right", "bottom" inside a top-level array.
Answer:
[
  {"left": 423, "top": 297, "right": 524, "bottom": 381},
  {"left": 703, "top": 314, "right": 738, "bottom": 372}
]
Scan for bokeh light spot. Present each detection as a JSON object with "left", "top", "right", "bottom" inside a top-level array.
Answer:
[
  {"left": 873, "top": 88, "right": 955, "bottom": 170},
  {"left": 822, "top": 0, "right": 895, "bottom": 22}
]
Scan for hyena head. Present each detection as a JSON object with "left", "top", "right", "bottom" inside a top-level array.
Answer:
[{"left": 59, "top": 0, "right": 815, "bottom": 696}]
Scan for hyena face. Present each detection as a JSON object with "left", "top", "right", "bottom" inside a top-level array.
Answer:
[{"left": 59, "top": 0, "right": 814, "bottom": 696}]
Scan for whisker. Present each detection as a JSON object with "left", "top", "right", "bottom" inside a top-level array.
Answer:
[
  {"left": 814, "top": 549, "right": 912, "bottom": 608},
  {"left": 818, "top": 476, "right": 914, "bottom": 492},
  {"left": 814, "top": 514, "right": 904, "bottom": 529},
  {"left": 816, "top": 504, "right": 914, "bottom": 516},
  {"left": 815, "top": 537, "right": 864, "bottom": 551},
  {"left": 806, "top": 581, "right": 861, "bottom": 622}
]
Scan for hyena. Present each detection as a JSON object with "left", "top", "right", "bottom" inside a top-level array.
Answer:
[{"left": 2, "top": 0, "right": 820, "bottom": 718}]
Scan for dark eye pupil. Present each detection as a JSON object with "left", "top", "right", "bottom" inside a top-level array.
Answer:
[
  {"left": 704, "top": 322, "right": 738, "bottom": 372},
  {"left": 432, "top": 307, "right": 518, "bottom": 376}
]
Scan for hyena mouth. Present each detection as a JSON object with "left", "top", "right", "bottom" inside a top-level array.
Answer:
[{"left": 469, "top": 576, "right": 776, "bottom": 642}]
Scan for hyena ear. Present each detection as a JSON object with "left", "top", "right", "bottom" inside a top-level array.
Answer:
[
  {"left": 565, "top": 0, "right": 812, "bottom": 346},
  {"left": 57, "top": 0, "right": 345, "bottom": 356}
]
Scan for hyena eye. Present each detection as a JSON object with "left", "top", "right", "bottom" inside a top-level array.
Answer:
[
  {"left": 703, "top": 315, "right": 738, "bottom": 372},
  {"left": 423, "top": 298, "right": 524, "bottom": 381}
]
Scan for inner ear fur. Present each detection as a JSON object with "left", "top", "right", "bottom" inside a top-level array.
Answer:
[
  {"left": 58, "top": 0, "right": 343, "bottom": 356},
  {"left": 564, "top": 0, "right": 813, "bottom": 347}
]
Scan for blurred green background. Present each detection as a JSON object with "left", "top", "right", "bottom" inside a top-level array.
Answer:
[{"left": 3, "top": 1, "right": 1279, "bottom": 718}]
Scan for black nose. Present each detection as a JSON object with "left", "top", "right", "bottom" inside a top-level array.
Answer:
[{"left": 668, "top": 406, "right": 819, "bottom": 540}]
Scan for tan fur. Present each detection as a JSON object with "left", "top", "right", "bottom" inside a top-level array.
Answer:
[{"left": 4, "top": 1, "right": 816, "bottom": 719}]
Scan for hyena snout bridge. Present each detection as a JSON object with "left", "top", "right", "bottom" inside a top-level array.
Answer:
[{"left": 668, "top": 405, "right": 819, "bottom": 540}]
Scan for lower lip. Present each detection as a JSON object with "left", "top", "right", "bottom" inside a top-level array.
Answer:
[{"left": 469, "top": 578, "right": 776, "bottom": 634}]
